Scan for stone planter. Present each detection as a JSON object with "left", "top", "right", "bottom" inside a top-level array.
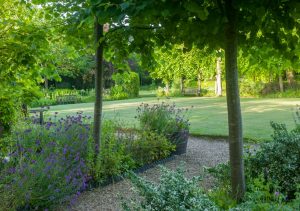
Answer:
[{"left": 170, "top": 129, "right": 189, "bottom": 155}]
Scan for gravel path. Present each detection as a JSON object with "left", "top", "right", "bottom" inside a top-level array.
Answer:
[{"left": 68, "top": 137, "right": 230, "bottom": 211}]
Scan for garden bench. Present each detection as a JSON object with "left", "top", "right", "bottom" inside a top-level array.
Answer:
[
  {"left": 56, "top": 95, "right": 79, "bottom": 104},
  {"left": 29, "top": 108, "right": 49, "bottom": 125},
  {"left": 184, "top": 88, "right": 200, "bottom": 96}
]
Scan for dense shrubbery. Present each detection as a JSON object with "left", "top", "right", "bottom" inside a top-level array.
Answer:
[
  {"left": 29, "top": 89, "right": 89, "bottom": 107},
  {"left": 0, "top": 105, "right": 180, "bottom": 209},
  {"left": 246, "top": 122, "right": 300, "bottom": 199},
  {"left": 0, "top": 98, "right": 18, "bottom": 135},
  {"left": 0, "top": 114, "right": 91, "bottom": 210},
  {"left": 122, "top": 166, "right": 218, "bottom": 211},
  {"left": 129, "top": 131, "right": 175, "bottom": 165},
  {"left": 207, "top": 114, "right": 300, "bottom": 210},
  {"left": 239, "top": 79, "right": 264, "bottom": 97},
  {"left": 92, "top": 121, "right": 175, "bottom": 183},
  {"left": 137, "top": 103, "right": 189, "bottom": 139},
  {"left": 109, "top": 71, "right": 140, "bottom": 100}
]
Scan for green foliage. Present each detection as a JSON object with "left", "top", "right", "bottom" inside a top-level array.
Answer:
[
  {"left": 0, "top": 116, "right": 91, "bottom": 210},
  {"left": 246, "top": 122, "right": 300, "bottom": 199},
  {"left": 208, "top": 120, "right": 300, "bottom": 205},
  {"left": 29, "top": 89, "right": 95, "bottom": 107},
  {"left": 92, "top": 121, "right": 175, "bottom": 183},
  {"left": 0, "top": 98, "right": 18, "bottom": 134},
  {"left": 294, "top": 105, "right": 300, "bottom": 129},
  {"left": 93, "top": 121, "right": 135, "bottom": 182},
  {"left": 129, "top": 131, "right": 175, "bottom": 166},
  {"left": 136, "top": 102, "right": 190, "bottom": 145},
  {"left": 111, "top": 71, "right": 140, "bottom": 99},
  {"left": 122, "top": 166, "right": 218, "bottom": 211},
  {"left": 239, "top": 79, "right": 264, "bottom": 97},
  {"left": 109, "top": 86, "right": 129, "bottom": 100}
]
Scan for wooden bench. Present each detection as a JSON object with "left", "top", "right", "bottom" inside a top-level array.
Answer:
[
  {"left": 29, "top": 108, "right": 49, "bottom": 125},
  {"left": 184, "top": 88, "right": 200, "bottom": 96},
  {"left": 56, "top": 95, "right": 80, "bottom": 104}
]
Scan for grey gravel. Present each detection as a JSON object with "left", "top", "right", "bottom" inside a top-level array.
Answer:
[{"left": 64, "top": 137, "right": 230, "bottom": 211}]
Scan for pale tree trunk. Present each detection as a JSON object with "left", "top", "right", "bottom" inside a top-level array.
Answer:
[
  {"left": 225, "top": 0, "right": 246, "bottom": 201},
  {"left": 197, "top": 73, "right": 201, "bottom": 96},
  {"left": 279, "top": 73, "right": 284, "bottom": 92},
  {"left": 180, "top": 77, "right": 184, "bottom": 94},
  {"left": 286, "top": 69, "right": 295, "bottom": 86},
  {"left": 93, "top": 17, "right": 104, "bottom": 165},
  {"left": 165, "top": 82, "right": 170, "bottom": 96},
  {"left": 216, "top": 57, "right": 222, "bottom": 96}
]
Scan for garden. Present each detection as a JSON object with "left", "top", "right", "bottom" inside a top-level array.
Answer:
[{"left": 1, "top": 0, "right": 300, "bottom": 210}]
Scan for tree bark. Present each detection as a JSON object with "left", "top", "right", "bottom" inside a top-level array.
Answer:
[
  {"left": 216, "top": 57, "right": 222, "bottom": 96},
  {"left": 286, "top": 69, "right": 295, "bottom": 86},
  {"left": 225, "top": 0, "right": 246, "bottom": 201},
  {"left": 180, "top": 77, "right": 184, "bottom": 95},
  {"left": 44, "top": 77, "right": 48, "bottom": 90},
  {"left": 278, "top": 72, "right": 284, "bottom": 92},
  {"left": 93, "top": 16, "right": 104, "bottom": 165},
  {"left": 165, "top": 82, "right": 170, "bottom": 96}
]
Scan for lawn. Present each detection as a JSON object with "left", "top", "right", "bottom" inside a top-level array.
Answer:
[{"left": 47, "top": 96, "right": 299, "bottom": 142}]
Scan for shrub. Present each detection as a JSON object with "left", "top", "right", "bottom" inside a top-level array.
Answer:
[
  {"left": 112, "top": 71, "right": 140, "bottom": 98},
  {"left": 0, "top": 114, "right": 91, "bottom": 210},
  {"left": 129, "top": 131, "right": 175, "bottom": 166},
  {"left": 239, "top": 79, "right": 264, "bottom": 97},
  {"left": 0, "top": 98, "right": 17, "bottom": 135},
  {"left": 92, "top": 121, "right": 135, "bottom": 183},
  {"left": 156, "top": 86, "right": 166, "bottom": 97},
  {"left": 92, "top": 123, "right": 175, "bottom": 183},
  {"left": 122, "top": 166, "right": 218, "bottom": 211},
  {"left": 293, "top": 105, "right": 300, "bottom": 129},
  {"left": 136, "top": 103, "right": 190, "bottom": 145},
  {"left": 208, "top": 121, "right": 300, "bottom": 202},
  {"left": 109, "top": 85, "right": 129, "bottom": 100},
  {"left": 246, "top": 122, "right": 300, "bottom": 199}
]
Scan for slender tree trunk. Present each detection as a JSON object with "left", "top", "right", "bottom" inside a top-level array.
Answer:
[
  {"left": 286, "top": 69, "right": 295, "bottom": 87},
  {"left": 216, "top": 57, "right": 222, "bottom": 96},
  {"left": 180, "top": 77, "right": 184, "bottom": 94},
  {"left": 225, "top": 0, "right": 245, "bottom": 201},
  {"left": 93, "top": 16, "right": 104, "bottom": 165},
  {"left": 165, "top": 82, "right": 170, "bottom": 96},
  {"left": 44, "top": 77, "right": 49, "bottom": 90},
  {"left": 197, "top": 73, "right": 201, "bottom": 96},
  {"left": 278, "top": 72, "right": 284, "bottom": 92}
]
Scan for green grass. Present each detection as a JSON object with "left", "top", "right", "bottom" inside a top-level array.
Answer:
[{"left": 47, "top": 96, "right": 300, "bottom": 142}]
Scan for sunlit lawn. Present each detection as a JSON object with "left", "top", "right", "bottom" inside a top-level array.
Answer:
[{"left": 47, "top": 96, "right": 299, "bottom": 142}]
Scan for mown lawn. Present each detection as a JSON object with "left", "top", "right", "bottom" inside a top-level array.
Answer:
[{"left": 47, "top": 96, "right": 299, "bottom": 142}]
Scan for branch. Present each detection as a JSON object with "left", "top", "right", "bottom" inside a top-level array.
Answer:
[{"left": 104, "top": 24, "right": 161, "bottom": 39}]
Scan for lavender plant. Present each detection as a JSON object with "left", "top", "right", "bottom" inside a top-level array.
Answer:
[{"left": 0, "top": 113, "right": 91, "bottom": 210}]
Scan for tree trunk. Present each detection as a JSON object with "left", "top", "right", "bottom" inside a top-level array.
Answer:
[
  {"left": 180, "top": 77, "right": 184, "bottom": 95},
  {"left": 216, "top": 57, "right": 222, "bottom": 96},
  {"left": 93, "top": 17, "right": 104, "bottom": 165},
  {"left": 44, "top": 77, "right": 48, "bottom": 90},
  {"left": 278, "top": 72, "right": 284, "bottom": 92},
  {"left": 225, "top": 0, "right": 246, "bottom": 201},
  {"left": 286, "top": 69, "right": 295, "bottom": 86},
  {"left": 165, "top": 82, "right": 170, "bottom": 96},
  {"left": 197, "top": 73, "right": 201, "bottom": 96}
]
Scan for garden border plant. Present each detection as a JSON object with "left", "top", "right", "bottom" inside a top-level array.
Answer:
[{"left": 136, "top": 102, "right": 190, "bottom": 155}]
